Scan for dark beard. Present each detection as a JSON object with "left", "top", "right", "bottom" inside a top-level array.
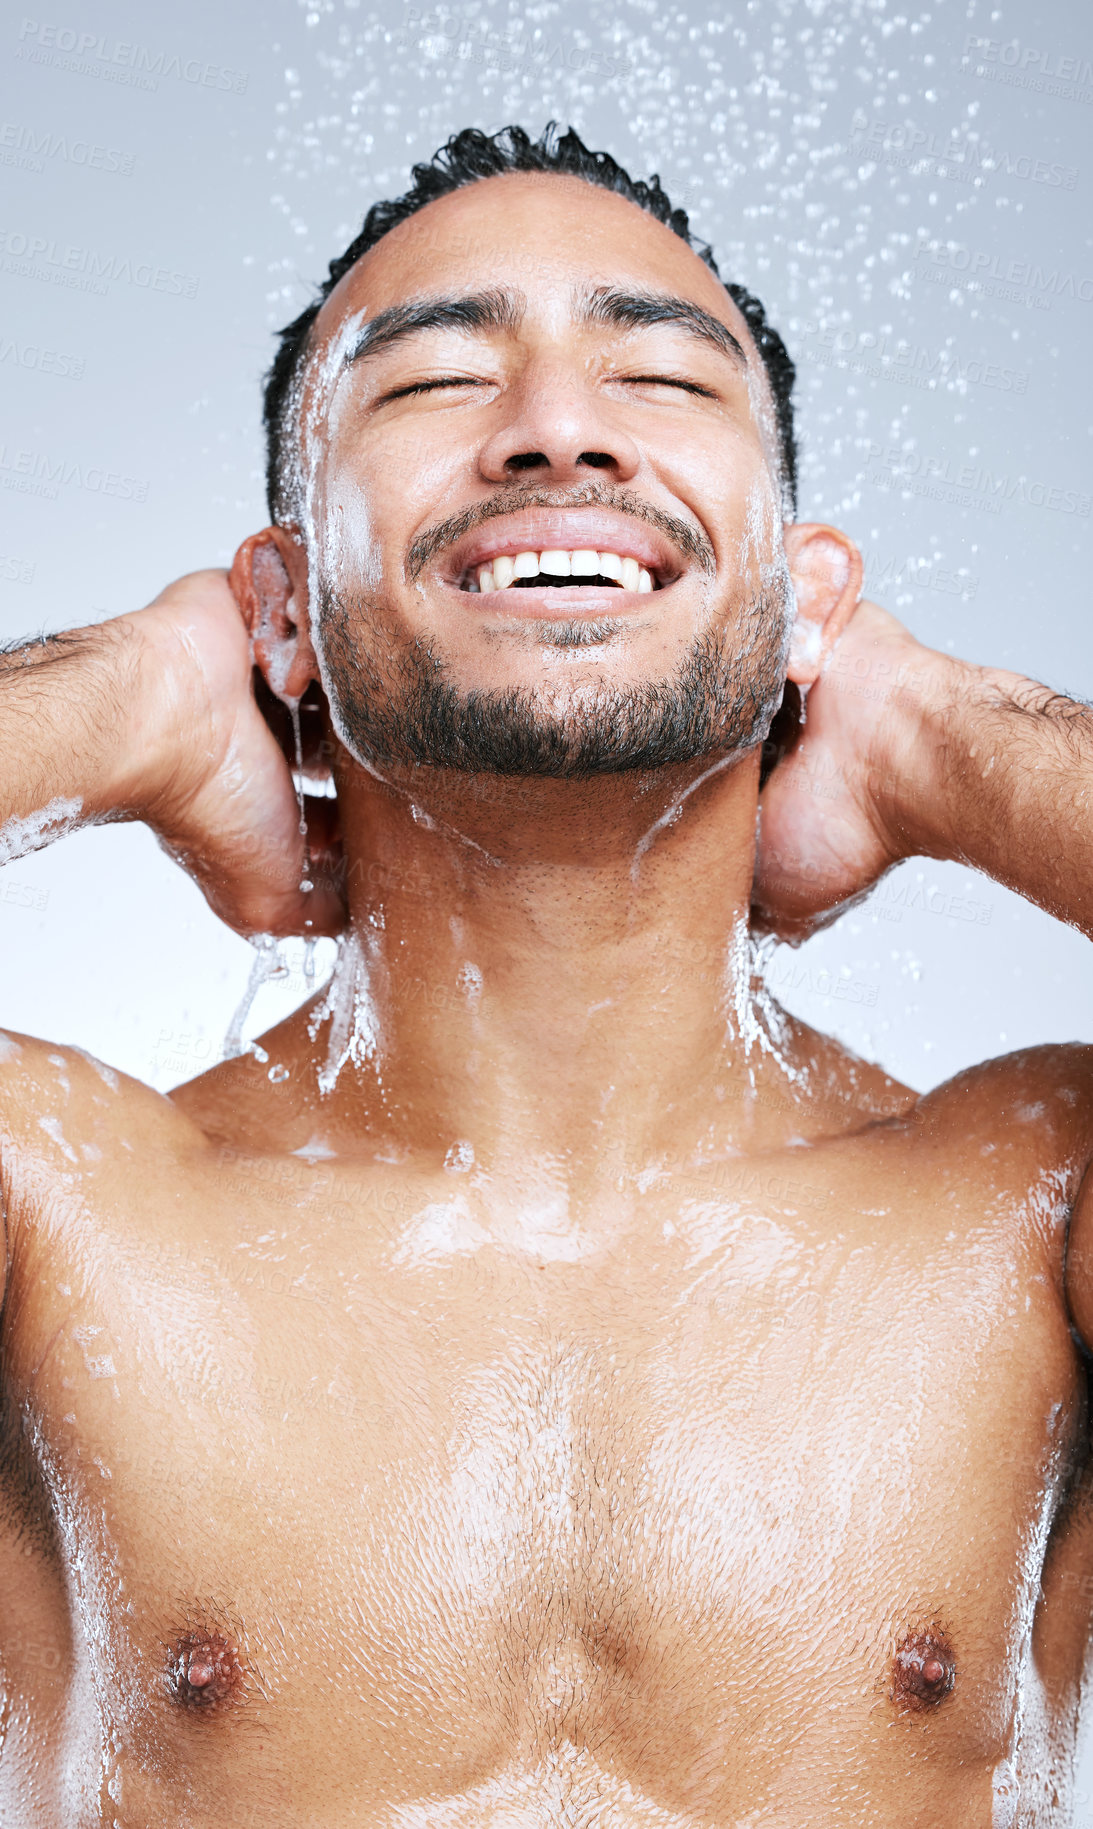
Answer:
[{"left": 317, "top": 583, "right": 791, "bottom": 779}]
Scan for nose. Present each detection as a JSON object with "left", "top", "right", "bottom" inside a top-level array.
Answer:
[{"left": 478, "top": 360, "right": 642, "bottom": 487}]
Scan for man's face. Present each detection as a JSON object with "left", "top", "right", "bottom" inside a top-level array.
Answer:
[{"left": 296, "top": 172, "right": 793, "bottom": 776}]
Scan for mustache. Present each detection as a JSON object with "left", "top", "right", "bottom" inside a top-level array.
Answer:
[{"left": 405, "top": 480, "right": 717, "bottom": 582}]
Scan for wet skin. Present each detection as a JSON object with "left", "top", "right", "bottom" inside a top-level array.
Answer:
[
  {"left": 1, "top": 172, "right": 1093, "bottom": 1825},
  {"left": 3, "top": 1022, "right": 1093, "bottom": 1826}
]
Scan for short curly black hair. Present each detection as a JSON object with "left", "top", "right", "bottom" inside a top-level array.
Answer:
[{"left": 263, "top": 122, "right": 798, "bottom": 523}]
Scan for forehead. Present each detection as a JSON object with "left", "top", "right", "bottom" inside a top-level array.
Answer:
[{"left": 313, "top": 171, "right": 755, "bottom": 356}]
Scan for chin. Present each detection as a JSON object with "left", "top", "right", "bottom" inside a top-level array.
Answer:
[{"left": 320, "top": 572, "right": 790, "bottom": 778}]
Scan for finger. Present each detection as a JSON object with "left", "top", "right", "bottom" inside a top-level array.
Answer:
[
  {"left": 238, "top": 790, "right": 346, "bottom": 938},
  {"left": 298, "top": 682, "right": 334, "bottom": 777},
  {"left": 252, "top": 667, "right": 294, "bottom": 759},
  {"left": 759, "top": 681, "right": 804, "bottom": 789},
  {"left": 200, "top": 869, "right": 347, "bottom": 943},
  {"left": 252, "top": 674, "right": 335, "bottom": 783},
  {"left": 170, "top": 807, "right": 346, "bottom": 942},
  {"left": 748, "top": 900, "right": 818, "bottom": 946},
  {"left": 297, "top": 795, "right": 345, "bottom": 930}
]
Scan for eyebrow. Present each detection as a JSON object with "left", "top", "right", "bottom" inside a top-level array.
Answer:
[
  {"left": 343, "top": 288, "right": 523, "bottom": 366},
  {"left": 342, "top": 282, "right": 748, "bottom": 369},
  {"left": 579, "top": 285, "right": 747, "bottom": 365}
]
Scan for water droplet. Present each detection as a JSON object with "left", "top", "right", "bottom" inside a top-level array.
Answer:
[{"left": 290, "top": 702, "right": 308, "bottom": 837}]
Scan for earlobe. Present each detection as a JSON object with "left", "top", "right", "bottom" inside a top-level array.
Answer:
[
  {"left": 230, "top": 526, "right": 317, "bottom": 704},
  {"left": 783, "top": 523, "right": 863, "bottom": 686}
]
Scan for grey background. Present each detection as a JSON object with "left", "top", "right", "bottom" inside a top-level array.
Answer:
[{"left": 1, "top": 0, "right": 1092, "bottom": 1798}]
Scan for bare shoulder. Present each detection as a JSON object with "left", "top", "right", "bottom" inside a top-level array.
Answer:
[
  {"left": 898, "top": 1043, "right": 1093, "bottom": 1269},
  {"left": 787, "top": 1028, "right": 1092, "bottom": 1211},
  {"left": 911, "top": 1041, "right": 1093, "bottom": 1153},
  {"left": 0, "top": 1026, "right": 180, "bottom": 1136},
  {"left": 0, "top": 1028, "right": 211, "bottom": 1251}
]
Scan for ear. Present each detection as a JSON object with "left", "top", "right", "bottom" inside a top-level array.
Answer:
[
  {"left": 229, "top": 525, "right": 317, "bottom": 704},
  {"left": 781, "top": 523, "right": 863, "bottom": 686}
]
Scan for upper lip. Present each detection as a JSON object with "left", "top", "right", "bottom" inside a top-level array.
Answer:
[{"left": 439, "top": 509, "right": 688, "bottom": 589}]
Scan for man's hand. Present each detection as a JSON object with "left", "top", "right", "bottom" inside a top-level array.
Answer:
[
  {"left": 752, "top": 600, "right": 957, "bottom": 940},
  {"left": 128, "top": 570, "right": 345, "bottom": 938},
  {"left": 754, "top": 595, "right": 1093, "bottom": 944},
  {"left": 0, "top": 571, "right": 344, "bottom": 939}
]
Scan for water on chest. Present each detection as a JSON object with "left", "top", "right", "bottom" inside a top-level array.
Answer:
[
  {"left": 311, "top": 1320, "right": 856, "bottom": 1717},
  {"left": 34, "top": 1224, "right": 1078, "bottom": 1827}
]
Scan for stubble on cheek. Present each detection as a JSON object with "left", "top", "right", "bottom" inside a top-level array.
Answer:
[{"left": 294, "top": 306, "right": 389, "bottom": 646}]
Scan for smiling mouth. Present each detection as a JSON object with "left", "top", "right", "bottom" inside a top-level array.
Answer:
[{"left": 461, "top": 548, "right": 662, "bottom": 594}]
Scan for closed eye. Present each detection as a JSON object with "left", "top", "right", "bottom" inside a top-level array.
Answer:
[
  {"left": 616, "top": 374, "right": 719, "bottom": 399},
  {"left": 378, "top": 376, "right": 489, "bottom": 402}
]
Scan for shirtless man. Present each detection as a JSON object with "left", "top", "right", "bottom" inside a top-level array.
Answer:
[{"left": 1, "top": 121, "right": 1091, "bottom": 1827}]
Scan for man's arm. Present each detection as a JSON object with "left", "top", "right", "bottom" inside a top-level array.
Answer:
[
  {"left": 1065, "top": 1158, "right": 1093, "bottom": 1349},
  {"left": 895, "top": 660, "right": 1091, "bottom": 938},
  {"left": 0, "top": 571, "right": 342, "bottom": 938},
  {"left": 753, "top": 601, "right": 1093, "bottom": 939},
  {"left": 1, "top": 617, "right": 164, "bottom": 862}
]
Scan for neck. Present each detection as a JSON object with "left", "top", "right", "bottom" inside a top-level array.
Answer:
[{"left": 297, "top": 750, "right": 805, "bottom": 1173}]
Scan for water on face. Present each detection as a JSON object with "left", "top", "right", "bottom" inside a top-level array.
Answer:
[
  {"left": 268, "top": 0, "right": 1025, "bottom": 558},
  {"left": 253, "top": 0, "right": 1084, "bottom": 1103},
  {"left": 165, "top": 3, "right": 1080, "bottom": 1810},
  {"left": 242, "top": 0, "right": 1030, "bottom": 1116}
]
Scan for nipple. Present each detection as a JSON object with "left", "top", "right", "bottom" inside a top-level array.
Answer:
[
  {"left": 167, "top": 1630, "right": 246, "bottom": 1711},
  {"left": 891, "top": 1628, "right": 955, "bottom": 1711}
]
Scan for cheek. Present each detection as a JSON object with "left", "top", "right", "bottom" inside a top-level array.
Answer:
[
  {"left": 736, "top": 472, "right": 787, "bottom": 582},
  {"left": 311, "top": 379, "right": 388, "bottom": 593},
  {"left": 399, "top": 431, "right": 480, "bottom": 570},
  {"left": 744, "top": 365, "right": 790, "bottom": 511},
  {"left": 651, "top": 416, "right": 776, "bottom": 563},
  {"left": 319, "top": 416, "right": 473, "bottom": 595},
  {"left": 689, "top": 458, "right": 784, "bottom": 601},
  {"left": 315, "top": 463, "right": 386, "bottom": 596}
]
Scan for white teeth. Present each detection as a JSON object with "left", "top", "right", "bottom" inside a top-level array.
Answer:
[{"left": 467, "top": 549, "right": 661, "bottom": 592}]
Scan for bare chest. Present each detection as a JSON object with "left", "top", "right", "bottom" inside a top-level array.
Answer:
[{"left": 6, "top": 1162, "right": 1086, "bottom": 1821}]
